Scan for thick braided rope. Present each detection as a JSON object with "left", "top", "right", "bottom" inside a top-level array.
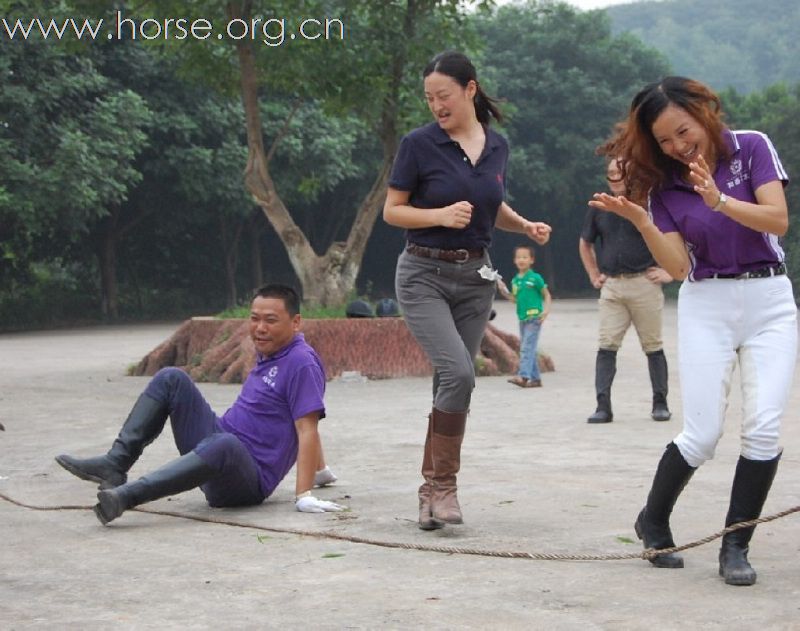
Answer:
[{"left": 1, "top": 491, "right": 797, "bottom": 561}]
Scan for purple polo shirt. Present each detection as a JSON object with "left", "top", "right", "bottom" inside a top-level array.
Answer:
[
  {"left": 219, "top": 333, "right": 326, "bottom": 496},
  {"left": 650, "top": 129, "right": 788, "bottom": 281},
  {"left": 389, "top": 121, "right": 508, "bottom": 249}
]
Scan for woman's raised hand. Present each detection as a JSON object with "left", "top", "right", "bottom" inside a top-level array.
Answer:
[
  {"left": 589, "top": 193, "right": 649, "bottom": 230},
  {"left": 688, "top": 155, "right": 722, "bottom": 209}
]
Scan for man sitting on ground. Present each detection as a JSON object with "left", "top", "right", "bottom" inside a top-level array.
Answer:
[{"left": 56, "top": 284, "right": 343, "bottom": 525}]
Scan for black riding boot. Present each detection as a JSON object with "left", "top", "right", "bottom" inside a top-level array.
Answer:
[
  {"left": 719, "top": 453, "right": 781, "bottom": 586},
  {"left": 587, "top": 349, "right": 616, "bottom": 423},
  {"left": 635, "top": 442, "right": 696, "bottom": 568},
  {"left": 647, "top": 350, "right": 671, "bottom": 421},
  {"left": 56, "top": 394, "right": 169, "bottom": 489},
  {"left": 94, "top": 451, "right": 217, "bottom": 525}
]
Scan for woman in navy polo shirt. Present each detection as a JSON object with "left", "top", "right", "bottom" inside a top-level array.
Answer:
[
  {"left": 383, "top": 51, "right": 551, "bottom": 531},
  {"left": 590, "top": 77, "right": 797, "bottom": 586}
]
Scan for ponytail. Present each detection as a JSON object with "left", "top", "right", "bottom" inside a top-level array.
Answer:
[{"left": 474, "top": 85, "right": 503, "bottom": 125}]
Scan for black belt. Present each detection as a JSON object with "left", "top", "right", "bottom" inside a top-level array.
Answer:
[
  {"left": 406, "top": 243, "right": 484, "bottom": 264},
  {"left": 710, "top": 263, "right": 787, "bottom": 280},
  {"left": 609, "top": 271, "right": 647, "bottom": 279}
]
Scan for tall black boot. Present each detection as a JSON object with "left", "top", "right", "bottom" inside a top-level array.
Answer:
[
  {"left": 719, "top": 453, "right": 781, "bottom": 586},
  {"left": 55, "top": 394, "right": 169, "bottom": 489},
  {"left": 94, "top": 451, "right": 217, "bottom": 525},
  {"left": 587, "top": 349, "right": 616, "bottom": 423},
  {"left": 647, "top": 350, "right": 671, "bottom": 421},
  {"left": 635, "top": 442, "right": 696, "bottom": 568}
]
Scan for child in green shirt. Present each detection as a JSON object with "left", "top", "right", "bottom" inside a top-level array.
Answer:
[{"left": 499, "top": 245, "right": 552, "bottom": 387}]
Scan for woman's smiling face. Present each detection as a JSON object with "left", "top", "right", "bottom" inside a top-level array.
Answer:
[{"left": 651, "top": 103, "right": 712, "bottom": 166}]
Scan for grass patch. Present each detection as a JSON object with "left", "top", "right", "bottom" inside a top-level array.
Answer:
[{"left": 216, "top": 303, "right": 349, "bottom": 320}]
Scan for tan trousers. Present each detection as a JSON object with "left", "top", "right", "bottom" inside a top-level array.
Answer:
[{"left": 598, "top": 274, "right": 664, "bottom": 353}]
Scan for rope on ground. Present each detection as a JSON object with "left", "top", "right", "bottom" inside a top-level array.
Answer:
[{"left": 0, "top": 491, "right": 797, "bottom": 562}]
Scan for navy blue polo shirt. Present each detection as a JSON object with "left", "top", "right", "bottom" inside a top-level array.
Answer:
[
  {"left": 388, "top": 121, "right": 508, "bottom": 249},
  {"left": 581, "top": 207, "right": 656, "bottom": 275}
]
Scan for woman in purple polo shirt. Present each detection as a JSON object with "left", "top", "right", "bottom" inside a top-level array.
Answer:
[
  {"left": 383, "top": 51, "right": 551, "bottom": 531},
  {"left": 590, "top": 76, "right": 797, "bottom": 586}
]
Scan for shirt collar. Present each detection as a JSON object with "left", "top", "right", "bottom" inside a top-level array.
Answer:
[
  {"left": 425, "top": 121, "right": 502, "bottom": 152},
  {"left": 256, "top": 333, "right": 304, "bottom": 364}
]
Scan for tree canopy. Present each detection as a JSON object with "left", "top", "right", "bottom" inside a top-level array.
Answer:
[
  {"left": 2, "top": 0, "right": 800, "bottom": 329},
  {"left": 607, "top": 0, "right": 800, "bottom": 93}
]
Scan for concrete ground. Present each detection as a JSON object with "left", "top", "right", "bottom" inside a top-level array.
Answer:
[{"left": 1, "top": 299, "right": 799, "bottom": 630}]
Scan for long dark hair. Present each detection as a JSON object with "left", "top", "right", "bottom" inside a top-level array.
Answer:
[
  {"left": 423, "top": 51, "right": 503, "bottom": 125},
  {"left": 605, "top": 76, "right": 730, "bottom": 197}
]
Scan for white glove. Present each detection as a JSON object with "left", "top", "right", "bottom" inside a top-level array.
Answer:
[
  {"left": 314, "top": 466, "right": 338, "bottom": 487},
  {"left": 295, "top": 492, "right": 345, "bottom": 513}
]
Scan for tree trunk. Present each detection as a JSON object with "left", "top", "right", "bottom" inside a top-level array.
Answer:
[
  {"left": 249, "top": 210, "right": 264, "bottom": 289},
  {"left": 226, "top": 0, "right": 414, "bottom": 307},
  {"left": 97, "top": 212, "right": 119, "bottom": 320},
  {"left": 542, "top": 241, "right": 557, "bottom": 294},
  {"left": 94, "top": 202, "right": 153, "bottom": 320},
  {"left": 219, "top": 214, "right": 245, "bottom": 308}
]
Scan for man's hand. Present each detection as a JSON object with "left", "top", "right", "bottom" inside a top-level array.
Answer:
[
  {"left": 296, "top": 492, "right": 346, "bottom": 513},
  {"left": 645, "top": 267, "right": 672, "bottom": 284},
  {"left": 591, "top": 273, "right": 607, "bottom": 289}
]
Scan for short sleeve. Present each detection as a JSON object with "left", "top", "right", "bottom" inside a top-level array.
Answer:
[
  {"left": 388, "top": 134, "right": 419, "bottom": 192},
  {"left": 580, "top": 208, "right": 598, "bottom": 243},
  {"left": 748, "top": 132, "right": 789, "bottom": 191},
  {"left": 649, "top": 192, "right": 680, "bottom": 234},
  {"left": 500, "top": 136, "right": 510, "bottom": 200},
  {"left": 286, "top": 361, "right": 326, "bottom": 422}
]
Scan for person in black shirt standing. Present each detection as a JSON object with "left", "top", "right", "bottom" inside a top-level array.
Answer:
[
  {"left": 384, "top": 51, "right": 551, "bottom": 530},
  {"left": 579, "top": 157, "right": 672, "bottom": 423}
]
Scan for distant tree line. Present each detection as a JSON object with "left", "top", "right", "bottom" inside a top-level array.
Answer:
[
  {"left": 2, "top": 0, "right": 799, "bottom": 330},
  {"left": 608, "top": 0, "right": 800, "bottom": 93}
]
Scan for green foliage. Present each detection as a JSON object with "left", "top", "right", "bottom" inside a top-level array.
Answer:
[
  {"left": 608, "top": 0, "right": 800, "bottom": 93},
  {"left": 217, "top": 303, "right": 348, "bottom": 320},
  {"left": 0, "top": 261, "right": 98, "bottom": 330},
  {"left": 3, "top": 0, "right": 800, "bottom": 327},
  {"left": 0, "top": 34, "right": 151, "bottom": 297},
  {"left": 721, "top": 83, "right": 800, "bottom": 296},
  {"left": 477, "top": 0, "right": 669, "bottom": 291}
]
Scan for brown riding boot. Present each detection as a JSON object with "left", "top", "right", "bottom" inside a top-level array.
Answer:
[
  {"left": 430, "top": 408, "right": 467, "bottom": 524},
  {"left": 418, "top": 415, "right": 443, "bottom": 530}
]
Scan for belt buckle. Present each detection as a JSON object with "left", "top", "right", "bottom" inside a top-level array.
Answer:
[{"left": 453, "top": 248, "right": 470, "bottom": 263}]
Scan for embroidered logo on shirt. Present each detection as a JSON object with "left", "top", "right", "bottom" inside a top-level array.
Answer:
[
  {"left": 725, "top": 172, "right": 750, "bottom": 189},
  {"left": 262, "top": 366, "right": 279, "bottom": 388},
  {"left": 730, "top": 159, "right": 742, "bottom": 176}
]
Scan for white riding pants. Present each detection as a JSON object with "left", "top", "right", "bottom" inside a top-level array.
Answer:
[{"left": 674, "top": 275, "right": 797, "bottom": 467}]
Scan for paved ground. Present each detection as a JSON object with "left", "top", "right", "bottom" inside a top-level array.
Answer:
[{"left": 1, "top": 299, "right": 799, "bottom": 629}]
